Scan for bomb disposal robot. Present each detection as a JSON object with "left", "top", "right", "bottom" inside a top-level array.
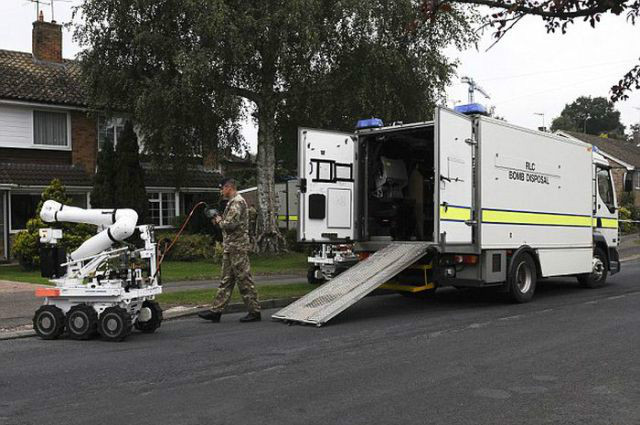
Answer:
[{"left": 32, "top": 200, "right": 163, "bottom": 341}]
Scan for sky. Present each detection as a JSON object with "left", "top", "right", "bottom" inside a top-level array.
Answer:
[{"left": 1, "top": 0, "right": 639, "bottom": 153}]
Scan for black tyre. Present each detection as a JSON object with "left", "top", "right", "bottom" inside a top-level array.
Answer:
[
  {"left": 307, "top": 267, "right": 325, "bottom": 285},
  {"left": 577, "top": 247, "right": 608, "bottom": 288},
  {"left": 66, "top": 304, "right": 99, "bottom": 340},
  {"left": 134, "top": 300, "right": 163, "bottom": 333},
  {"left": 33, "top": 305, "right": 65, "bottom": 340},
  {"left": 508, "top": 253, "right": 537, "bottom": 303},
  {"left": 98, "top": 306, "right": 132, "bottom": 342}
]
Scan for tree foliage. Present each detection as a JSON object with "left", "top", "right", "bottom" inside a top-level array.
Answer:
[
  {"left": 551, "top": 96, "right": 626, "bottom": 137},
  {"left": 74, "top": 0, "right": 478, "bottom": 251},
  {"left": 421, "top": 0, "right": 640, "bottom": 101},
  {"left": 91, "top": 139, "right": 117, "bottom": 208},
  {"left": 12, "top": 179, "right": 95, "bottom": 270},
  {"left": 113, "top": 122, "right": 149, "bottom": 222}
]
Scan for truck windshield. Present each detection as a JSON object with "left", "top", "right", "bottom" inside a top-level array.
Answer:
[{"left": 596, "top": 167, "right": 615, "bottom": 213}]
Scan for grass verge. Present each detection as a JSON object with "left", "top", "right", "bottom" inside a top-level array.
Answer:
[
  {"left": 0, "top": 253, "right": 308, "bottom": 285},
  {"left": 0, "top": 265, "right": 51, "bottom": 285},
  {"left": 157, "top": 283, "right": 313, "bottom": 307},
  {"left": 160, "top": 253, "right": 308, "bottom": 282}
]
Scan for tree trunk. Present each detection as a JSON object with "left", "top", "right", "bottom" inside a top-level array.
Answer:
[{"left": 255, "top": 100, "right": 286, "bottom": 253}]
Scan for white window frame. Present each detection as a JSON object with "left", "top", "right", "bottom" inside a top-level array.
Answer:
[
  {"left": 148, "top": 191, "right": 179, "bottom": 229},
  {"left": 31, "top": 109, "right": 72, "bottom": 150},
  {"left": 636, "top": 170, "right": 640, "bottom": 190},
  {"left": 97, "top": 116, "right": 126, "bottom": 150},
  {"left": 9, "top": 190, "right": 90, "bottom": 233}
]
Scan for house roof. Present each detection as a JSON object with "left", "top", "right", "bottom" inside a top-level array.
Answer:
[
  {"left": 0, "top": 162, "right": 92, "bottom": 187},
  {"left": 0, "top": 49, "right": 87, "bottom": 107},
  {"left": 563, "top": 131, "right": 640, "bottom": 168}
]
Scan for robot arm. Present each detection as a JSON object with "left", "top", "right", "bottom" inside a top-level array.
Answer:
[{"left": 40, "top": 200, "right": 138, "bottom": 261}]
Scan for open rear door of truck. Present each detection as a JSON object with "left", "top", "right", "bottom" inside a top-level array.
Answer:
[
  {"left": 436, "top": 108, "right": 474, "bottom": 244},
  {"left": 298, "top": 128, "right": 357, "bottom": 243}
]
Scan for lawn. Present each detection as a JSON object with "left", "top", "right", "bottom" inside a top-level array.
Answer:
[
  {"left": 0, "top": 265, "right": 51, "bottom": 285},
  {"left": 160, "top": 252, "right": 308, "bottom": 282},
  {"left": 0, "top": 252, "right": 308, "bottom": 285},
  {"left": 156, "top": 283, "right": 313, "bottom": 307}
]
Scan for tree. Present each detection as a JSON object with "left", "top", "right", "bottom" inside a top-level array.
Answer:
[
  {"left": 113, "top": 121, "right": 149, "bottom": 222},
  {"left": 420, "top": 0, "right": 640, "bottom": 101},
  {"left": 91, "top": 139, "right": 117, "bottom": 208},
  {"left": 630, "top": 123, "right": 640, "bottom": 144},
  {"left": 74, "top": 0, "right": 477, "bottom": 252},
  {"left": 551, "top": 96, "right": 626, "bottom": 137},
  {"left": 12, "top": 179, "right": 95, "bottom": 269}
]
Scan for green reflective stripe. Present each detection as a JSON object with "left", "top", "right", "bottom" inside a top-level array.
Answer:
[
  {"left": 277, "top": 215, "right": 298, "bottom": 221},
  {"left": 440, "top": 205, "right": 471, "bottom": 222},
  {"left": 593, "top": 217, "right": 618, "bottom": 229},
  {"left": 482, "top": 209, "right": 592, "bottom": 227}
]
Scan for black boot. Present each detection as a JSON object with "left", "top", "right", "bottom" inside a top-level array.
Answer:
[
  {"left": 198, "top": 310, "right": 221, "bottom": 322},
  {"left": 239, "top": 312, "right": 261, "bottom": 322}
]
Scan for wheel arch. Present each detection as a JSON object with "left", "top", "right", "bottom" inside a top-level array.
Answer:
[{"left": 509, "top": 245, "right": 541, "bottom": 279}]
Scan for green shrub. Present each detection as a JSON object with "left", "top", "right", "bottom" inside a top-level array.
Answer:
[
  {"left": 619, "top": 207, "right": 634, "bottom": 234},
  {"left": 12, "top": 179, "right": 95, "bottom": 270},
  {"left": 159, "top": 232, "right": 220, "bottom": 262}
]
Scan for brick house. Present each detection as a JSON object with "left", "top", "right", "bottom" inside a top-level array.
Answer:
[
  {"left": 557, "top": 131, "right": 640, "bottom": 207},
  {"left": 0, "top": 17, "right": 220, "bottom": 261}
]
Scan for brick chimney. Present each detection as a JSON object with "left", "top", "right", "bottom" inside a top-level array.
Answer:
[{"left": 32, "top": 12, "right": 63, "bottom": 63}]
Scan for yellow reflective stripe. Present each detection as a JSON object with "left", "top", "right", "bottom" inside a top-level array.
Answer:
[
  {"left": 440, "top": 205, "right": 471, "bottom": 221},
  {"left": 277, "top": 215, "right": 298, "bottom": 221},
  {"left": 593, "top": 217, "right": 618, "bottom": 229},
  {"left": 482, "top": 209, "right": 592, "bottom": 227}
]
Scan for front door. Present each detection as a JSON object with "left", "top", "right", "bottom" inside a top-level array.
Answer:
[
  {"left": 298, "top": 128, "right": 356, "bottom": 243},
  {"left": 436, "top": 108, "right": 474, "bottom": 244},
  {"left": 594, "top": 165, "right": 618, "bottom": 247}
]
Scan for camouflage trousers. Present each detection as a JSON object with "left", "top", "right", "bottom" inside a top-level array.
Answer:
[{"left": 211, "top": 250, "right": 260, "bottom": 314}]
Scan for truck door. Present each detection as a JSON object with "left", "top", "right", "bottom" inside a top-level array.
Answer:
[
  {"left": 594, "top": 165, "right": 618, "bottom": 247},
  {"left": 298, "top": 128, "right": 356, "bottom": 243},
  {"left": 436, "top": 107, "right": 474, "bottom": 244}
]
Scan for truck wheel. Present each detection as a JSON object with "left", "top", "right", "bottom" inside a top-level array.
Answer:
[
  {"left": 66, "top": 304, "right": 99, "bottom": 340},
  {"left": 33, "top": 305, "right": 65, "bottom": 340},
  {"left": 577, "top": 247, "right": 608, "bottom": 288},
  {"left": 134, "top": 300, "right": 163, "bottom": 333},
  {"left": 307, "top": 267, "right": 325, "bottom": 285},
  {"left": 508, "top": 253, "right": 537, "bottom": 303},
  {"left": 98, "top": 306, "right": 132, "bottom": 342}
]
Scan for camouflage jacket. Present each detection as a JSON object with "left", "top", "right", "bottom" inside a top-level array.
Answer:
[{"left": 219, "top": 193, "right": 251, "bottom": 252}]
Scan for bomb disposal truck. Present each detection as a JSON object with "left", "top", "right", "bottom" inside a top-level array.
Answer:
[{"left": 273, "top": 105, "right": 629, "bottom": 327}]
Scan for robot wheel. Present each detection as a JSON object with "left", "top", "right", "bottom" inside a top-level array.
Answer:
[
  {"left": 98, "top": 306, "right": 132, "bottom": 342},
  {"left": 134, "top": 300, "right": 163, "bottom": 333},
  {"left": 33, "top": 305, "right": 65, "bottom": 340},
  {"left": 66, "top": 304, "right": 99, "bottom": 340}
]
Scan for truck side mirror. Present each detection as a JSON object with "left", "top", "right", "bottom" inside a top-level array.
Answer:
[{"left": 624, "top": 171, "right": 634, "bottom": 193}]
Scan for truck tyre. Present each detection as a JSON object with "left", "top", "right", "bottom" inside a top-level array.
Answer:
[
  {"left": 33, "top": 305, "right": 65, "bottom": 340},
  {"left": 66, "top": 304, "right": 99, "bottom": 340},
  {"left": 307, "top": 267, "right": 325, "bottom": 285},
  {"left": 508, "top": 253, "right": 537, "bottom": 303},
  {"left": 577, "top": 247, "right": 608, "bottom": 288}
]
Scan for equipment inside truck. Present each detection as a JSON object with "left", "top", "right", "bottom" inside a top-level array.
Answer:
[{"left": 359, "top": 125, "right": 435, "bottom": 242}]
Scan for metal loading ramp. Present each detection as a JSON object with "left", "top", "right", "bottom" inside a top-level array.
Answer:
[{"left": 272, "top": 242, "right": 432, "bottom": 326}]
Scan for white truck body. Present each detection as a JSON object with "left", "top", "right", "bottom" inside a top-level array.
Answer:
[{"left": 297, "top": 107, "right": 620, "bottom": 290}]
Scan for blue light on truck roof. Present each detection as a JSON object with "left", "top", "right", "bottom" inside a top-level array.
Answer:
[
  {"left": 356, "top": 118, "right": 384, "bottom": 129},
  {"left": 454, "top": 103, "right": 487, "bottom": 115}
]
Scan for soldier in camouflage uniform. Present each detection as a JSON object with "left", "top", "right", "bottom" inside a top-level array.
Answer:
[{"left": 198, "top": 178, "right": 261, "bottom": 323}]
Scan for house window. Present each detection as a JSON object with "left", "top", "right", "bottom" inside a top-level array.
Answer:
[
  {"left": 636, "top": 171, "right": 640, "bottom": 190},
  {"left": 10, "top": 194, "right": 41, "bottom": 231},
  {"left": 33, "top": 111, "right": 68, "bottom": 147},
  {"left": 149, "top": 192, "right": 176, "bottom": 227},
  {"left": 98, "top": 116, "right": 125, "bottom": 150}
]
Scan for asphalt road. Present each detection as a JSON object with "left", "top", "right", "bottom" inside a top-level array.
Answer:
[{"left": 2, "top": 261, "right": 640, "bottom": 425}]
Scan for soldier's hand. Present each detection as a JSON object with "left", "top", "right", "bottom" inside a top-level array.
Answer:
[{"left": 214, "top": 215, "right": 222, "bottom": 224}]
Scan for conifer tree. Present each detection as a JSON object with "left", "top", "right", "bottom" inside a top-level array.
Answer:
[
  {"left": 114, "top": 121, "right": 148, "bottom": 222},
  {"left": 90, "top": 139, "right": 117, "bottom": 208}
]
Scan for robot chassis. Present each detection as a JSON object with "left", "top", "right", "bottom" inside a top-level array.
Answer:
[{"left": 32, "top": 200, "right": 163, "bottom": 342}]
